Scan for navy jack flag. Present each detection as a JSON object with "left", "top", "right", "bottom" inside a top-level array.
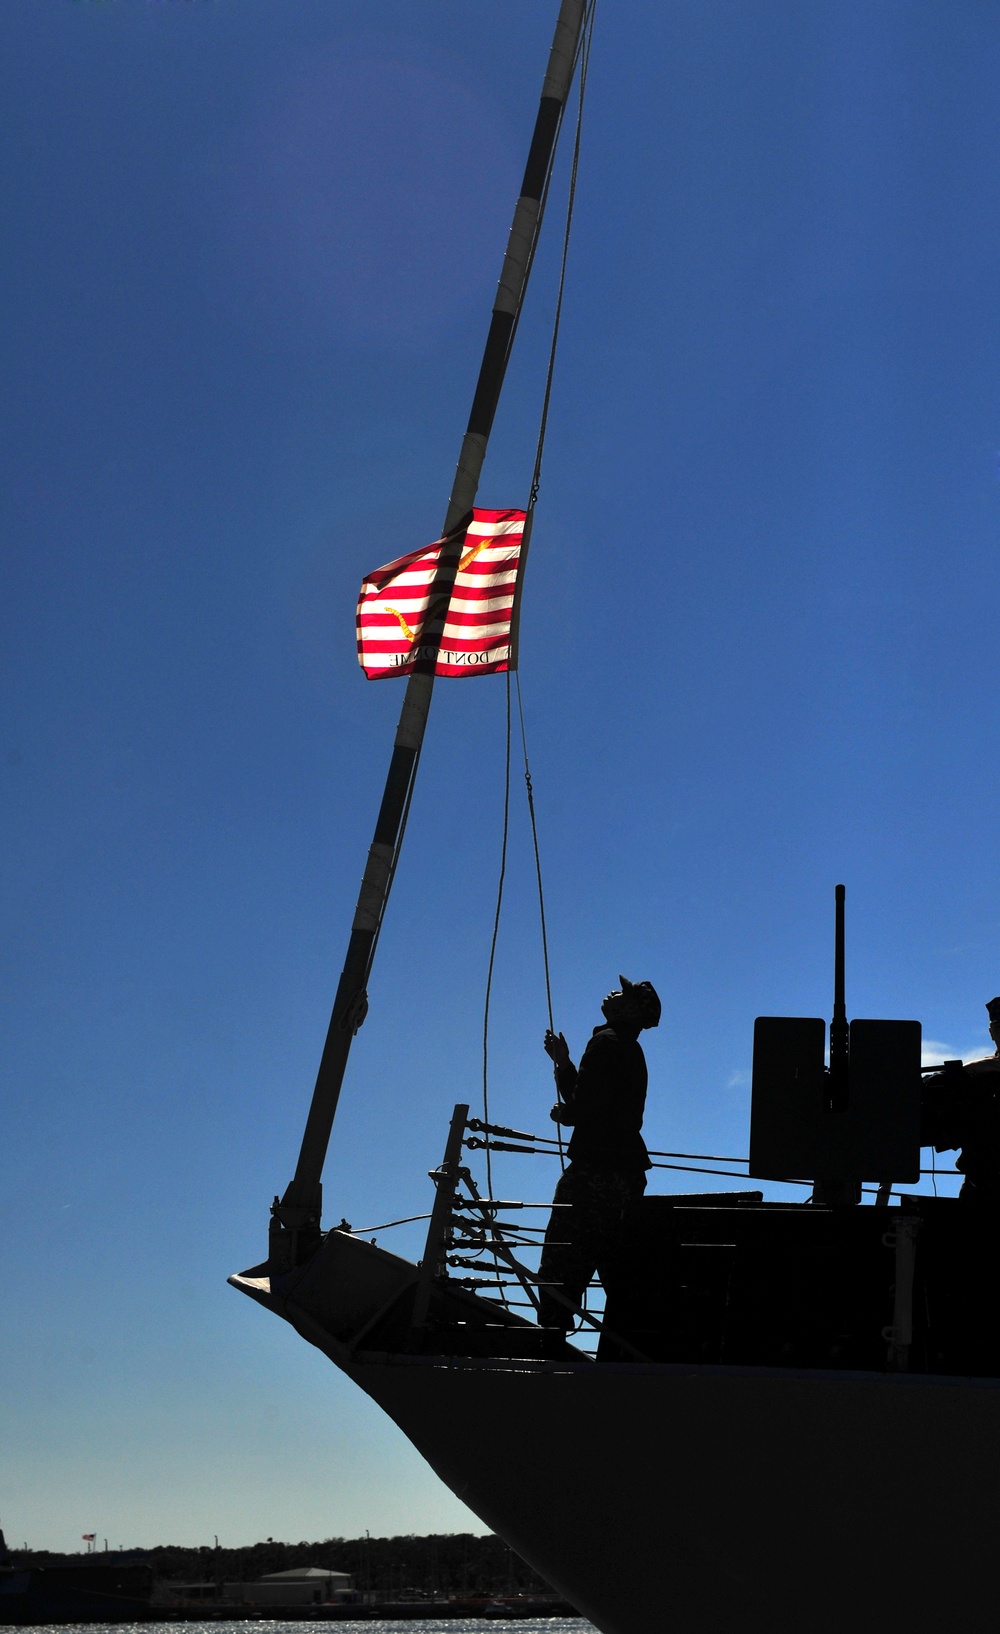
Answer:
[{"left": 356, "top": 508, "right": 527, "bottom": 679}]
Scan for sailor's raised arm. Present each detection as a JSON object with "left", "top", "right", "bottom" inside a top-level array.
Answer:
[{"left": 544, "top": 1028, "right": 577, "bottom": 1121}]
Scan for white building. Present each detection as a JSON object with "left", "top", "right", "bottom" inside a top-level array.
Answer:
[{"left": 225, "top": 1567, "right": 353, "bottom": 1606}]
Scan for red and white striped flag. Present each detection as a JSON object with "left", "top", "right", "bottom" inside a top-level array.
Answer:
[{"left": 356, "top": 508, "right": 527, "bottom": 679}]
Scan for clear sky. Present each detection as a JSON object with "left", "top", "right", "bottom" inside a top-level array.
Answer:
[{"left": 4, "top": 0, "right": 1000, "bottom": 1555}]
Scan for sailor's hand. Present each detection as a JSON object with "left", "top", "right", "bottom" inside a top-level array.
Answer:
[
  {"left": 544, "top": 1029, "right": 570, "bottom": 1067},
  {"left": 550, "top": 1102, "right": 575, "bottom": 1126}
]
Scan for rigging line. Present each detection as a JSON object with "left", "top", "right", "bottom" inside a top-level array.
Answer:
[
  {"left": 514, "top": 670, "right": 564, "bottom": 1179},
  {"left": 503, "top": 9, "right": 597, "bottom": 1176},
  {"left": 649, "top": 1161, "right": 789, "bottom": 1183},
  {"left": 351, "top": 1212, "right": 432, "bottom": 1236},
  {"left": 482, "top": 673, "right": 513, "bottom": 1202},
  {"left": 499, "top": 1128, "right": 755, "bottom": 1165},
  {"left": 476, "top": 5, "right": 595, "bottom": 1200},
  {"left": 498, "top": 0, "right": 596, "bottom": 401},
  {"left": 514, "top": 675, "right": 555, "bottom": 1034},
  {"left": 527, "top": 0, "right": 596, "bottom": 510}
]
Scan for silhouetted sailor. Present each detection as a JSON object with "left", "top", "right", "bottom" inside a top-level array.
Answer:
[
  {"left": 537, "top": 976, "right": 661, "bottom": 1340},
  {"left": 922, "top": 997, "right": 1000, "bottom": 1203},
  {"left": 965, "top": 996, "right": 1000, "bottom": 1077}
]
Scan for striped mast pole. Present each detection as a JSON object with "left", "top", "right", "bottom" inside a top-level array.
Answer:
[{"left": 271, "top": 0, "right": 587, "bottom": 1268}]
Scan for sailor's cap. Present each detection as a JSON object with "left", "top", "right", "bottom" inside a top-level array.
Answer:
[{"left": 619, "top": 974, "right": 661, "bottom": 1028}]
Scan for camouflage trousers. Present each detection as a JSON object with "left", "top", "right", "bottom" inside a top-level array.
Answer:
[{"left": 536, "top": 1161, "right": 647, "bottom": 1332}]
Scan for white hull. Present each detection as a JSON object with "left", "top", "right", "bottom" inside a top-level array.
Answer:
[{"left": 233, "top": 1232, "right": 1000, "bottom": 1634}]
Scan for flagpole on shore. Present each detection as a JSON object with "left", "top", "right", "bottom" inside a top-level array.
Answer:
[{"left": 269, "top": 0, "right": 588, "bottom": 1268}]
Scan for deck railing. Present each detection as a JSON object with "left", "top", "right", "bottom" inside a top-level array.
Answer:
[{"left": 345, "top": 1103, "right": 962, "bottom": 1359}]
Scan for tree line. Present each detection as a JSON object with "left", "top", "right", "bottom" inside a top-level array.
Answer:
[{"left": 23, "top": 1534, "right": 555, "bottom": 1597}]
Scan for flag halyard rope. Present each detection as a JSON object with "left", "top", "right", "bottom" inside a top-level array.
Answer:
[
  {"left": 481, "top": 675, "right": 513, "bottom": 1201},
  {"left": 480, "top": 1, "right": 597, "bottom": 1209},
  {"left": 527, "top": 0, "right": 596, "bottom": 513},
  {"left": 515, "top": 673, "right": 564, "bottom": 1175},
  {"left": 514, "top": 674, "right": 555, "bottom": 1039}
]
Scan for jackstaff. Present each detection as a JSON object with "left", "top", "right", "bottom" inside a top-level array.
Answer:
[{"left": 271, "top": 0, "right": 588, "bottom": 1267}]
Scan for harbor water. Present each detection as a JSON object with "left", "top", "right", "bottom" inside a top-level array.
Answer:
[{"left": 0, "top": 1623, "right": 596, "bottom": 1634}]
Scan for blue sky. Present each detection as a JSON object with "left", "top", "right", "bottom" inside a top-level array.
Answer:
[{"left": 3, "top": 0, "right": 1000, "bottom": 1554}]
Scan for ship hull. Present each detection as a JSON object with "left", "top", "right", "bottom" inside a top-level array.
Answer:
[
  {"left": 344, "top": 1354, "right": 1000, "bottom": 1634},
  {"left": 0, "top": 1565, "right": 153, "bottom": 1625},
  {"left": 232, "top": 1235, "right": 1000, "bottom": 1634}
]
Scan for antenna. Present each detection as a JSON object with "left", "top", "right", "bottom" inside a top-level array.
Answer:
[{"left": 829, "top": 883, "right": 849, "bottom": 1112}]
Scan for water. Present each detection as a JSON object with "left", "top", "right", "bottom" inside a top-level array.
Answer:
[
  {"left": 0, "top": 1623, "right": 596, "bottom": 1634},
  {"left": 0, "top": 1624, "right": 597, "bottom": 1634}
]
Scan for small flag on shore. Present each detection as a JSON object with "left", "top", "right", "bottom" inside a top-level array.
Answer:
[
  {"left": 82, "top": 1535, "right": 96, "bottom": 1543},
  {"left": 356, "top": 508, "right": 527, "bottom": 679}
]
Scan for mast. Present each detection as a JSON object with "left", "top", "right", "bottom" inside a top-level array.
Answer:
[{"left": 270, "top": 0, "right": 588, "bottom": 1268}]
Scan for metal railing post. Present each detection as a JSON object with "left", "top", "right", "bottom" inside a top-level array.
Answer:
[{"left": 411, "top": 1104, "right": 470, "bottom": 1334}]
